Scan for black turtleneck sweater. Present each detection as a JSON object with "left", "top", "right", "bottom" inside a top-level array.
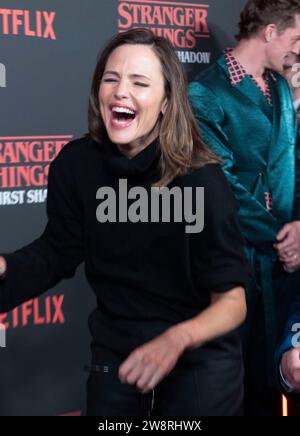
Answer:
[{"left": 0, "top": 136, "right": 249, "bottom": 361}]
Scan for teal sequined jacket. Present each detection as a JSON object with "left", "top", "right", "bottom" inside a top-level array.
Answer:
[
  {"left": 189, "top": 55, "right": 300, "bottom": 384},
  {"left": 189, "top": 55, "right": 300, "bottom": 256}
]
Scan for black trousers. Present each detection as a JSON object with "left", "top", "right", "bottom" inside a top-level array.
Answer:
[{"left": 86, "top": 345, "right": 243, "bottom": 416}]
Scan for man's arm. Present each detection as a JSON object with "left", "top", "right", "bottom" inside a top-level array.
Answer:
[
  {"left": 293, "top": 116, "right": 300, "bottom": 220},
  {"left": 188, "top": 81, "right": 282, "bottom": 254},
  {"left": 274, "top": 129, "right": 300, "bottom": 272}
]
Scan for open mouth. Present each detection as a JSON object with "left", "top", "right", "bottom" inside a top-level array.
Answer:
[{"left": 111, "top": 106, "right": 136, "bottom": 124}]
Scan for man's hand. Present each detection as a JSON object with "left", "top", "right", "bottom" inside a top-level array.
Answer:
[
  {"left": 118, "top": 326, "right": 191, "bottom": 393},
  {"left": 281, "top": 346, "right": 300, "bottom": 393},
  {"left": 274, "top": 222, "right": 300, "bottom": 273}
]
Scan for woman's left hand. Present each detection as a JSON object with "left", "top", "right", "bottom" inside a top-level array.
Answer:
[{"left": 118, "top": 326, "right": 191, "bottom": 393}]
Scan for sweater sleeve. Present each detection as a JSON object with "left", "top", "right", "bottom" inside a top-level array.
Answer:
[
  {"left": 190, "top": 165, "right": 250, "bottom": 294},
  {"left": 0, "top": 150, "right": 84, "bottom": 313}
]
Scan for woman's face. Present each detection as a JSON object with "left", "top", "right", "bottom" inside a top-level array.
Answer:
[{"left": 99, "top": 44, "right": 167, "bottom": 154}]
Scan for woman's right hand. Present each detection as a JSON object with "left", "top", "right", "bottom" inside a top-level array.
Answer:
[{"left": 0, "top": 256, "right": 7, "bottom": 277}]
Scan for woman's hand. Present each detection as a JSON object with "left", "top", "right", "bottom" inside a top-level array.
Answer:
[
  {"left": 0, "top": 256, "right": 6, "bottom": 277},
  {"left": 119, "top": 286, "right": 246, "bottom": 393},
  {"left": 118, "top": 326, "right": 191, "bottom": 393}
]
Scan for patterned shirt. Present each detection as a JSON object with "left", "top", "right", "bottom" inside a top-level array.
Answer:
[{"left": 224, "top": 48, "right": 276, "bottom": 106}]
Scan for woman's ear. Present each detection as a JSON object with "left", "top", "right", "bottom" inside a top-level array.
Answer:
[{"left": 161, "top": 98, "right": 168, "bottom": 115}]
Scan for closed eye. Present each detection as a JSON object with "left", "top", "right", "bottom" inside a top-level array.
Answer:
[{"left": 134, "top": 82, "right": 149, "bottom": 87}]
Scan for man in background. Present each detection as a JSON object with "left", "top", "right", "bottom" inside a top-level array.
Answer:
[
  {"left": 189, "top": 0, "right": 300, "bottom": 415},
  {"left": 275, "top": 55, "right": 300, "bottom": 404}
]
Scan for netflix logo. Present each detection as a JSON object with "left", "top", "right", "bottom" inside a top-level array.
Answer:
[
  {"left": 0, "top": 135, "right": 73, "bottom": 206},
  {"left": 0, "top": 9, "right": 56, "bottom": 40},
  {"left": 0, "top": 294, "right": 65, "bottom": 329},
  {"left": 118, "top": 0, "right": 211, "bottom": 64}
]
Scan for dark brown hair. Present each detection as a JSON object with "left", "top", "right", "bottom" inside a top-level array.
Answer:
[
  {"left": 88, "top": 28, "right": 219, "bottom": 186},
  {"left": 236, "top": 0, "right": 300, "bottom": 41}
]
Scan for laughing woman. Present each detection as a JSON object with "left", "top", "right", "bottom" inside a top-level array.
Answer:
[{"left": 0, "top": 29, "right": 249, "bottom": 416}]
